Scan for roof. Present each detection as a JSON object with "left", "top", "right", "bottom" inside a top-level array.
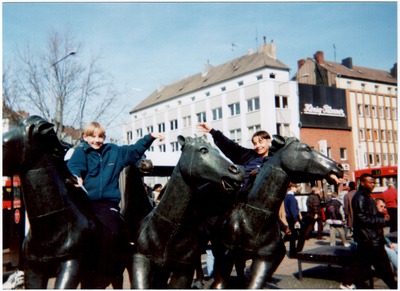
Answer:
[
  {"left": 306, "top": 58, "right": 397, "bottom": 85},
  {"left": 130, "top": 50, "right": 290, "bottom": 113}
]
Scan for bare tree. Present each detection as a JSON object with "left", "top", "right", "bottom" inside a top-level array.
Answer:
[{"left": 3, "top": 28, "right": 124, "bottom": 142}]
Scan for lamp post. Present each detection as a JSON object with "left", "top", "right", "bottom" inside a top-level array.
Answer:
[
  {"left": 50, "top": 50, "right": 77, "bottom": 134},
  {"left": 51, "top": 50, "right": 77, "bottom": 67}
]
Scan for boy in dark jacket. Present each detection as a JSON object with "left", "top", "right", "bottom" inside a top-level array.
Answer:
[{"left": 67, "top": 121, "right": 164, "bottom": 286}]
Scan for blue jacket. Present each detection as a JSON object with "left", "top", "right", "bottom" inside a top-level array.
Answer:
[
  {"left": 284, "top": 192, "right": 300, "bottom": 222},
  {"left": 67, "top": 134, "right": 154, "bottom": 202}
]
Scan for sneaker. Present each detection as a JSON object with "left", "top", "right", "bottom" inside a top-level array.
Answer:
[
  {"left": 340, "top": 283, "right": 356, "bottom": 289},
  {"left": 3, "top": 270, "right": 24, "bottom": 289},
  {"left": 344, "top": 243, "right": 350, "bottom": 247}
]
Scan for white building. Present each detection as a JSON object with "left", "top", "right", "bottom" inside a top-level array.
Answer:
[{"left": 124, "top": 42, "right": 298, "bottom": 174}]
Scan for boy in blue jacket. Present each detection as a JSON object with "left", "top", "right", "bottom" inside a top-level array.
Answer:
[{"left": 67, "top": 121, "right": 164, "bottom": 286}]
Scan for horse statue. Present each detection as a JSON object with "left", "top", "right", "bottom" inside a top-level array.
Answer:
[
  {"left": 131, "top": 135, "right": 245, "bottom": 289},
  {"left": 211, "top": 135, "right": 344, "bottom": 289},
  {"left": 2, "top": 116, "right": 128, "bottom": 288}
]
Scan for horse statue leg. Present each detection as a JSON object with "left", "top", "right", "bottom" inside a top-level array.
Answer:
[
  {"left": 131, "top": 253, "right": 154, "bottom": 288},
  {"left": 247, "top": 240, "right": 286, "bottom": 289},
  {"left": 53, "top": 259, "right": 82, "bottom": 289},
  {"left": 24, "top": 263, "right": 49, "bottom": 289},
  {"left": 211, "top": 250, "right": 235, "bottom": 289},
  {"left": 168, "top": 268, "right": 196, "bottom": 289}
]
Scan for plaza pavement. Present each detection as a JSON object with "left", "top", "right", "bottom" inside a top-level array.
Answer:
[{"left": 46, "top": 224, "right": 395, "bottom": 289}]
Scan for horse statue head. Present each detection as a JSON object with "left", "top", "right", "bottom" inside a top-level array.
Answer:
[
  {"left": 3, "top": 115, "right": 70, "bottom": 176},
  {"left": 176, "top": 135, "right": 243, "bottom": 192}
]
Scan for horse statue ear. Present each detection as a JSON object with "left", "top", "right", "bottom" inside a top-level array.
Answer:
[
  {"left": 178, "top": 135, "right": 186, "bottom": 148},
  {"left": 268, "top": 135, "right": 286, "bottom": 156}
]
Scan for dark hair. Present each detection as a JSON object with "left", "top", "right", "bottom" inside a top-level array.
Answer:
[
  {"left": 252, "top": 131, "right": 271, "bottom": 141},
  {"left": 360, "top": 173, "right": 374, "bottom": 182},
  {"left": 349, "top": 181, "right": 356, "bottom": 190},
  {"left": 153, "top": 184, "right": 162, "bottom": 191}
]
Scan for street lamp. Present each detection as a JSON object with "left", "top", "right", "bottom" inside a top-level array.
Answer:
[
  {"left": 51, "top": 50, "right": 77, "bottom": 67},
  {"left": 50, "top": 50, "right": 77, "bottom": 133}
]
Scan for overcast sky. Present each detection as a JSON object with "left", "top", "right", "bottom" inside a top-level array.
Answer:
[{"left": 2, "top": 1, "right": 398, "bottom": 140}]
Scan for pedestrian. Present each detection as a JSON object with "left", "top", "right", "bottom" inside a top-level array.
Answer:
[
  {"left": 196, "top": 122, "right": 271, "bottom": 197},
  {"left": 304, "top": 187, "right": 324, "bottom": 240},
  {"left": 382, "top": 182, "right": 398, "bottom": 232},
  {"left": 284, "top": 182, "right": 305, "bottom": 258},
  {"left": 67, "top": 121, "right": 164, "bottom": 286},
  {"left": 325, "top": 192, "right": 349, "bottom": 247},
  {"left": 350, "top": 173, "right": 397, "bottom": 289},
  {"left": 375, "top": 197, "right": 398, "bottom": 271},
  {"left": 343, "top": 181, "right": 357, "bottom": 238},
  {"left": 152, "top": 183, "right": 163, "bottom": 207}
]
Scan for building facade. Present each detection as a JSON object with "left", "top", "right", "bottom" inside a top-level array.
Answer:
[
  {"left": 295, "top": 51, "right": 397, "bottom": 183},
  {"left": 125, "top": 42, "right": 298, "bottom": 172}
]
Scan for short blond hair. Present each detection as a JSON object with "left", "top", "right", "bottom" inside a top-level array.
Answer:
[{"left": 84, "top": 122, "right": 106, "bottom": 137}]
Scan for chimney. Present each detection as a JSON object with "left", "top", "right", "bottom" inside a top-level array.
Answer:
[
  {"left": 298, "top": 59, "right": 306, "bottom": 69},
  {"left": 258, "top": 37, "right": 276, "bottom": 59},
  {"left": 390, "top": 63, "right": 397, "bottom": 79},
  {"left": 342, "top": 57, "right": 353, "bottom": 70},
  {"left": 313, "top": 51, "right": 325, "bottom": 65},
  {"left": 202, "top": 60, "right": 213, "bottom": 77}
]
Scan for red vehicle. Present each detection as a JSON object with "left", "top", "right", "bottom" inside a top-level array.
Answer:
[{"left": 353, "top": 166, "right": 398, "bottom": 198}]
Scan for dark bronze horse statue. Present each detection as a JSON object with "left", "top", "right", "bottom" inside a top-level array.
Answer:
[
  {"left": 2, "top": 116, "right": 127, "bottom": 288},
  {"left": 131, "top": 135, "right": 245, "bottom": 289},
  {"left": 211, "top": 135, "right": 344, "bottom": 289}
]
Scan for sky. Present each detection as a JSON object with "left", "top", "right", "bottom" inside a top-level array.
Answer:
[{"left": 2, "top": 1, "right": 398, "bottom": 141}]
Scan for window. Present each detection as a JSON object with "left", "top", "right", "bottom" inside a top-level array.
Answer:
[
  {"left": 386, "top": 107, "right": 391, "bottom": 119},
  {"left": 148, "top": 146, "right": 154, "bottom": 152},
  {"left": 392, "top": 108, "right": 397, "bottom": 120},
  {"left": 196, "top": 112, "right": 207, "bottom": 122},
  {"left": 256, "top": 74, "right": 263, "bottom": 80},
  {"left": 158, "top": 123, "right": 165, "bottom": 133},
  {"left": 366, "top": 129, "right": 372, "bottom": 140},
  {"left": 228, "top": 103, "right": 240, "bottom": 116},
  {"left": 229, "top": 129, "right": 241, "bottom": 143},
  {"left": 247, "top": 97, "right": 260, "bottom": 112},
  {"left": 357, "top": 104, "right": 363, "bottom": 116},
  {"left": 364, "top": 105, "right": 370, "bottom": 117},
  {"left": 127, "top": 131, "right": 133, "bottom": 142},
  {"left": 170, "top": 119, "right": 178, "bottom": 130},
  {"left": 159, "top": 144, "right": 166, "bottom": 152},
  {"left": 379, "top": 107, "right": 385, "bottom": 118},
  {"left": 368, "top": 153, "right": 374, "bottom": 165},
  {"left": 387, "top": 130, "right": 393, "bottom": 142},
  {"left": 275, "top": 96, "right": 288, "bottom": 109},
  {"left": 171, "top": 142, "right": 179, "bottom": 152},
  {"left": 248, "top": 125, "right": 261, "bottom": 137},
  {"left": 359, "top": 129, "right": 365, "bottom": 140},
  {"left": 371, "top": 106, "right": 377, "bottom": 118},
  {"left": 220, "top": 86, "right": 226, "bottom": 92},
  {"left": 212, "top": 107, "right": 223, "bottom": 120},
  {"left": 147, "top": 126, "right": 153, "bottom": 133},
  {"left": 374, "top": 85, "right": 379, "bottom": 92},
  {"left": 269, "top": 73, "right": 276, "bottom": 79},
  {"left": 381, "top": 130, "right": 386, "bottom": 141},
  {"left": 375, "top": 154, "right": 381, "bottom": 165},
  {"left": 388, "top": 87, "right": 392, "bottom": 94},
  {"left": 327, "top": 147, "right": 332, "bottom": 159},
  {"left": 361, "top": 83, "right": 366, "bottom": 90},
  {"left": 137, "top": 128, "right": 143, "bottom": 138},
  {"left": 340, "top": 148, "right": 347, "bottom": 160},
  {"left": 347, "top": 81, "right": 352, "bottom": 89},
  {"left": 373, "top": 130, "right": 379, "bottom": 141},
  {"left": 237, "top": 81, "right": 244, "bottom": 86},
  {"left": 205, "top": 91, "right": 210, "bottom": 97},
  {"left": 276, "top": 123, "right": 290, "bottom": 136},
  {"left": 383, "top": 153, "right": 388, "bottom": 165},
  {"left": 182, "top": 116, "right": 191, "bottom": 127}
]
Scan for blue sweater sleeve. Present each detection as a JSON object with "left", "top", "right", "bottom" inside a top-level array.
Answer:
[
  {"left": 67, "top": 145, "right": 87, "bottom": 178},
  {"left": 119, "top": 134, "right": 155, "bottom": 166}
]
